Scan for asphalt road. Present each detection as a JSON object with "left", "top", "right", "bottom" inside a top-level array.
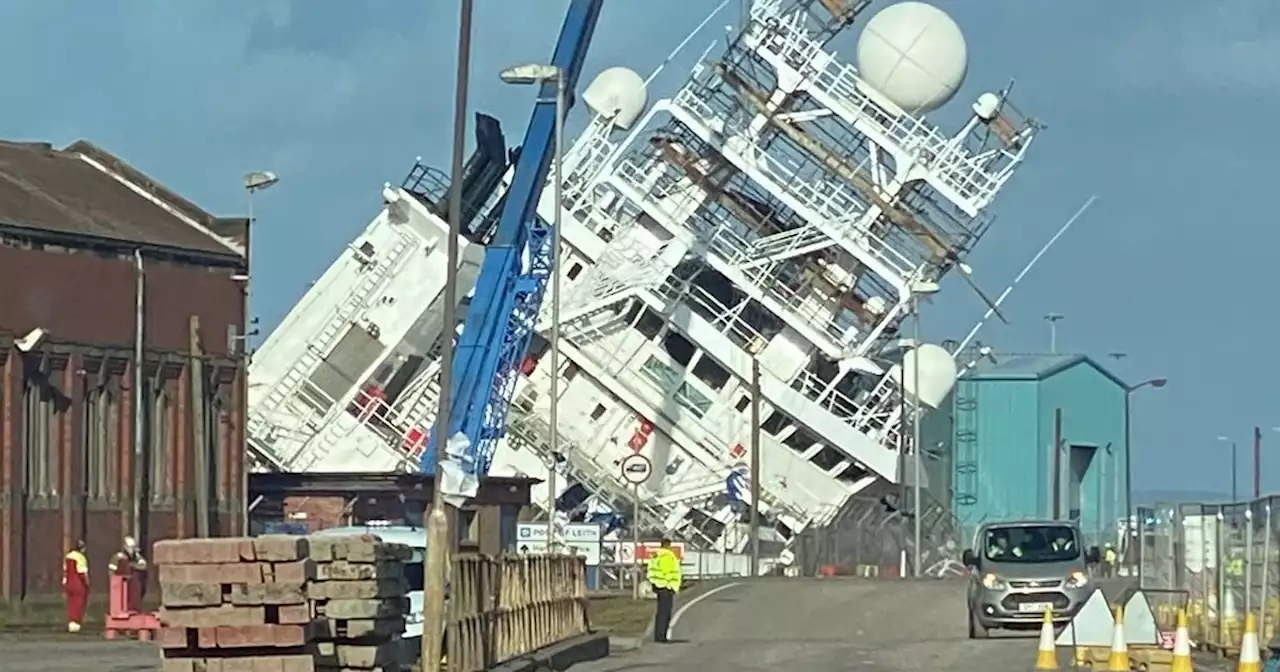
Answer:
[
  {"left": 570, "top": 576, "right": 1183, "bottom": 672},
  {"left": 0, "top": 576, "right": 1217, "bottom": 672}
]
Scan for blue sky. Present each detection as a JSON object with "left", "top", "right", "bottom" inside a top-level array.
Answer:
[{"left": 4, "top": 0, "right": 1274, "bottom": 497}]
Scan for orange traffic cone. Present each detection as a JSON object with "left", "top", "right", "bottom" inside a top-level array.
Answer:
[
  {"left": 1036, "top": 608, "right": 1059, "bottom": 670},
  {"left": 1170, "top": 608, "right": 1193, "bottom": 672},
  {"left": 1237, "top": 612, "right": 1260, "bottom": 672},
  {"left": 1108, "top": 606, "right": 1129, "bottom": 672}
]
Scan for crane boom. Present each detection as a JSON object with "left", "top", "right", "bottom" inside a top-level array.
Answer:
[{"left": 422, "top": 0, "right": 603, "bottom": 474}]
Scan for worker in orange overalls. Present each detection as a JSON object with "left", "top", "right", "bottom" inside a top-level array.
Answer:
[{"left": 63, "top": 540, "right": 89, "bottom": 632}]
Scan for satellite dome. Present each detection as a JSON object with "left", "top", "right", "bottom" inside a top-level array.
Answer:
[
  {"left": 583, "top": 67, "right": 647, "bottom": 130},
  {"left": 894, "top": 343, "right": 959, "bottom": 409},
  {"left": 856, "top": 2, "right": 968, "bottom": 114}
]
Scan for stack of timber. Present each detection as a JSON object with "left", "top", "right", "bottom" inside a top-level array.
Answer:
[{"left": 152, "top": 535, "right": 414, "bottom": 672}]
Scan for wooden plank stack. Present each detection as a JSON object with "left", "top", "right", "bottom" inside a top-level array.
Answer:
[
  {"left": 154, "top": 536, "right": 319, "bottom": 672},
  {"left": 152, "top": 535, "right": 414, "bottom": 672},
  {"left": 308, "top": 534, "right": 413, "bottom": 672}
]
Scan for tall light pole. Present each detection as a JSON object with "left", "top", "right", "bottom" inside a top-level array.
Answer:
[
  {"left": 1044, "top": 313, "right": 1065, "bottom": 353},
  {"left": 422, "top": 1, "right": 473, "bottom": 668},
  {"left": 500, "top": 62, "right": 566, "bottom": 549},
  {"left": 908, "top": 280, "right": 939, "bottom": 576},
  {"left": 241, "top": 171, "right": 277, "bottom": 533},
  {"left": 242, "top": 171, "right": 278, "bottom": 355},
  {"left": 1123, "top": 377, "right": 1166, "bottom": 525},
  {"left": 1217, "top": 436, "right": 1238, "bottom": 501}
]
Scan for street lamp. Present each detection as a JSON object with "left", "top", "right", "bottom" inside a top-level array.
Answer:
[
  {"left": 241, "top": 172, "right": 278, "bottom": 351},
  {"left": 500, "top": 62, "right": 566, "bottom": 550},
  {"left": 1044, "top": 313, "right": 1065, "bottom": 353},
  {"left": 1217, "top": 436, "right": 1238, "bottom": 501},
  {"left": 908, "top": 279, "right": 939, "bottom": 577},
  {"left": 1123, "top": 377, "right": 1166, "bottom": 525}
]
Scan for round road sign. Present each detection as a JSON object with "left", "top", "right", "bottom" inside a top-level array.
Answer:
[{"left": 620, "top": 454, "right": 653, "bottom": 485}]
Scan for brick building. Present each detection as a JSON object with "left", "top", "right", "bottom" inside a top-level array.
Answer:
[{"left": 0, "top": 140, "right": 248, "bottom": 601}]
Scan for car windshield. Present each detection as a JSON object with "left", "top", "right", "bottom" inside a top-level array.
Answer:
[{"left": 983, "top": 525, "right": 1079, "bottom": 563}]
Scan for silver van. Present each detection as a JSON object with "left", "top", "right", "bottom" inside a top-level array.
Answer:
[{"left": 962, "top": 519, "right": 1100, "bottom": 638}]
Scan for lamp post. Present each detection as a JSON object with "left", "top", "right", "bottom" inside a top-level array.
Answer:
[
  {"left": 1217, "top": 436, "right": 1238, "bottom": 501},
  {"left": 1044, "top": 313, "right": 1065, "bottom": 354},
  {"left": 422, "top": 2, "right": 473, "bottom": 669},
  {"left": 1123, "top": 377, "right": 1166, "bottom": 525},
  {"left": 240, "top": 171, "right": 277, "bottom": 534},
  {"left": 908, "top": 279, "right": 939, "bottom": 577},
  {"left": 500, "top": 62, "right": 566, "bottom": 549},
  {"left": 241, "top": 171, "right": 278, "bottom": 355}
]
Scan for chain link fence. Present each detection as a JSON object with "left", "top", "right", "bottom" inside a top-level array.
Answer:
[
  {"left": 1137, "top": 496, "right": 1278, "bottom": 652},
  {"left": 792, "top": 482, "right": 966, "bottom": 578}
]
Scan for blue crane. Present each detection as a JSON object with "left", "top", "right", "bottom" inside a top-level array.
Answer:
[{"left": 422, "top": 0, "right": 603, "bottom": 475}]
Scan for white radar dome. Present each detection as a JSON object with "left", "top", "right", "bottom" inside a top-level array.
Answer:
[
  {"left": 583, "top": 67, "right": 647, "bottom": 131},
  {"left": 856, "top": 2, "right": 968, "bottom": 114},
  {"left": 894, "top": 343, "right": 959, "bottom": 409}
]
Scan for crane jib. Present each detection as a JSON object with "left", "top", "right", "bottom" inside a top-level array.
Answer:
[{"left": 422, "top": 0, "right": 604, "bottom": 474}]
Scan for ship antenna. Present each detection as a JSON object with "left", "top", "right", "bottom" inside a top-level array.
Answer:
[
  {"left": 644, "top": 0, "right": 733, "bottom": 86},
  {"left": 952, "top": 195, "right": 1098, "bottom": 355}
]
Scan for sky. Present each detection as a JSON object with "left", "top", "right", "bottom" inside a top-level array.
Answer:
[{"left": 3, "top": 0, "right": 1275, "bottom": 498}]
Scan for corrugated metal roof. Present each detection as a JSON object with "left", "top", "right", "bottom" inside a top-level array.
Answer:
[
  {"left": 963, "top": 353, "right": 1127, "bottom": 388},
  {"left": 0, "top": 140, "right": 243, "bottom": 257}
]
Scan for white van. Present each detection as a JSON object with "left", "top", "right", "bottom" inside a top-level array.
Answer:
[{"left": 310, "top": 524, "right": 426, "bottom": 639}]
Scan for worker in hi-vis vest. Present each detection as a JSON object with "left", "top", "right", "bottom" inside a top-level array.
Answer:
[
  {"left": 646, "top": 537, "right": 683, "bottom": 643},
  {"left": 62, "top": 540, "right": 89, "bottom": 633}
]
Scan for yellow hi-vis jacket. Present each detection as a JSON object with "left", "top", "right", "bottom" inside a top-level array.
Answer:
[{"left": 647, "top": 548, "right": 682, "bottom": 592}]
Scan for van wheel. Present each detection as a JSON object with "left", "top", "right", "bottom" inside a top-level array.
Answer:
[{"left": 968, "top": 609, "right": 988, "bottom": 639}]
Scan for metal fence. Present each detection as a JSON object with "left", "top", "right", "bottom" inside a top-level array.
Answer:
[
  {"left": 793, "top": 483, "right": 966, "bottom": 578},
  {"left": 1137, "top": 496, "right": 1278, "bottom": 652}
]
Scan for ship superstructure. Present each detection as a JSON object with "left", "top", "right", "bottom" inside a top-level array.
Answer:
[{"left": 247, "top": 0, "right": 1040, "bottom": 554}]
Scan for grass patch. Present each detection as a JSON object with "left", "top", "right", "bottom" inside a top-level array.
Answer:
[{"left": 587, "top": 594, "right": 655, "bottom": 637}]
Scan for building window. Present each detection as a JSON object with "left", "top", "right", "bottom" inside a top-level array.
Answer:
[
  {"left": 22, "top": 379, "right": 55, "bottom": 499},
  {"left": 147, "top": 380, "right": 172, "bottom": 503},
  {"left": 83, "top": 384, "right": 120, "bottom": 502},
  {"left": 590, "top": 404, "right": 607, "bottom": 420}
]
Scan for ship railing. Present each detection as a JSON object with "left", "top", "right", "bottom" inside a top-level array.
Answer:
[
  {"left": 666, "top": 89, "right": 918, "bottom": 282},
  {"left": 615, "top": 160, "right": 848, "bottom": 351},
  {"left": 561, "top": 116, "right": 623, "bottom": 203},
  {"left": 651, "top": 276, "right": 767, "bottom": 356},
  {"left": 748, "top": 20, "right": 1002, "bottom": 211}
]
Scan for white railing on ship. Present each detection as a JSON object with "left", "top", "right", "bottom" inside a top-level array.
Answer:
[
  {"left": 748, "top": 17, "right": 1004, "bottom": 209},
  {"left": 659, "top": 90, "right": 918, "bottom": 280},
  {"left": 616, "top": 159, "right": 897, "bottom": 351}
]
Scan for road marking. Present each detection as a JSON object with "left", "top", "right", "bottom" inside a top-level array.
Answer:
[{"left": 670, "top": 581, "right": 742, "bottom": 636}]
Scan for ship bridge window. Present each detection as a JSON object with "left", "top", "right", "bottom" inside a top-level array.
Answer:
[
  {"left": 735, "top": 395, "right": 750, "bottom": 412},
  {"left": 836, "top": 462, "right": 869, "bottom": 483},
  {"left": 590, "top": 404, "right": 607, "bottom": 420},
  {"left": 761, "top": 410, "right": 791, "bottom": 435},
  {"left": 660, "top": 330, "right": 695, "bottom": 366},
  {"left": 632, "top": 307, "right": 664, "bottom": 341},
  {"left": 782, "top": 425, "right": 819, "bottom": 454},
  {"left": 567, "top": 263, "right": 583, "bottom": 280},
  {"left": 811, "top": 446, "right": 843, "bottom": 471},
  {"left": 301, "top": 324, "right": 383, "bottom": 412},
  {"left": 691, "top": 354, "right": 729, "bottom": 391},
  {"left": 640, "top": 355, "right": 712, "bottom": 418}
]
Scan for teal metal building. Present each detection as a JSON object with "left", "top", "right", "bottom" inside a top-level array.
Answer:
[{"left": 922, "top": 354, "right": 1129, "bottom": 548}]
